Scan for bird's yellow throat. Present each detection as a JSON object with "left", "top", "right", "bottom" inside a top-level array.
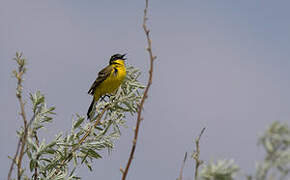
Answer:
[
  {"left": 94, "top": 59, "right": 126, "bottom": 101},
  {"left": 87, "top": 54, "right": 127, "bottom": 119}
]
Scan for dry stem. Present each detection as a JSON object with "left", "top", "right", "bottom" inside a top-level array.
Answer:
[
  {"left": 17, "top": 63, "right": 28, "bottom": 180},
  {"left": 7, "top": 139, "right": 21, "bottom": 180},
  {"left": 193, "top": 127, "right": 206, "bottom": 180},
  {"left": 121, "top": 0, "right": 156, "bottom": 179},
  {"left": 178, "top": 152, "right": 188, "bottom": 180},
  {"left": 7, "top": 53, "right": 29, "bottom": 180}
]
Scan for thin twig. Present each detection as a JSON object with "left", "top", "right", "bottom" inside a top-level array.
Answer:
[
  {"left": 7, "top": 138, "right": 21, "bottom": 180},
  {"left": 78, "top": 106, "right": 108, "bottom": 146},
  {"left": 17, "top": 97, "right": 28, "bottom": 180},
  {"left": 33, "top": 131, "right": 39, "bottom": 180},
  {"left": 17, "top": 77, "right": 28, "bottom": 179},
  {"left": 193, "top": 127, "right": 206, "bottom": 180},
  {"left": 7, "top": 53, "right": 28, "bottom": 180},
  {"left": 178, "top": 152, "right": 188, "bottom": 180},
  {"left": 53, "top": 106, "right": 108, "bottom": 176},
  {"left": 27, "top": 107, "right": 41, "bottom": 128},
  {"left": 121, "top": 0, "right": 156, "bottom": 179}
]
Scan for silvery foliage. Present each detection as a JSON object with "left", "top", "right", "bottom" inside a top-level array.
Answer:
[
  {"left": 18, "top": 66, "right": 144, "bottom": 179},
  {"left": 199, "top": 159, "right": 239, "bottom": 180},
  {"left": 255, "top": 122, "right": 290, "bottom": 180},
  {"left": 197, "top": 122, "right": 290, "bottom": 180}
]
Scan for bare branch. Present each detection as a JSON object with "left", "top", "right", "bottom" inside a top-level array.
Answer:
[
  {"left": 7, "top": 139, "right": 21, "bottom": 180},
  {"left": 193, "top": 127, "right": 206, "bottom": 180},
  {"left": 121, "top": 0, "right": 156, "bottom": 179},
  {"left": 178, "top": 152, "right": 188, "bottom": 180}
]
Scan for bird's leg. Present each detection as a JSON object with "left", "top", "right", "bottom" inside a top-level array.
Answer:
[
  {"left": 100, "top": 95, "right": 111, "bottom": 102},
  {"left": 105, "top": 94, "right": 111, "bottom": 98},
  {"left": 109, "top": 94, "right": 117, "bottom": 102},
  {"left": 100, "top": 96, "right": 107, "bottom": 102}
]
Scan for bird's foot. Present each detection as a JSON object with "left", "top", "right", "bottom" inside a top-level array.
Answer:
[{"left": 100, "top": 95, "right": 111, "bottom": 102}]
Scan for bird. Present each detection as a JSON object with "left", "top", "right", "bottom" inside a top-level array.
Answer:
[{"left": 87, "top": 53, "right": 127, "bottom": 119}]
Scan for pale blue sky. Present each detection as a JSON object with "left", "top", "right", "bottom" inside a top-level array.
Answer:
[{"left": 1, "top": 1, "right": 290, "bottom": 179}]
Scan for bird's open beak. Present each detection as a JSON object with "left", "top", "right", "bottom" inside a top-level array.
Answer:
[{"left": 121, "top": 53, "right": 127, "bottom": 60}]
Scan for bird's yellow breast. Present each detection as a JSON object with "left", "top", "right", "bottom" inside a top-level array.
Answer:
[{"left": 94, "top": 61, "right": 126, "bottom": 100}]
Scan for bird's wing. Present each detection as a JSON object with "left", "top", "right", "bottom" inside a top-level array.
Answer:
[{"left": 88, "top": 65, "right": 113, "bottom": 95}]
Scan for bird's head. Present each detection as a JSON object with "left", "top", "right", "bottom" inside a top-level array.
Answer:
[{"left": 109, "top": 54, "right": 126, "bottom": 65}]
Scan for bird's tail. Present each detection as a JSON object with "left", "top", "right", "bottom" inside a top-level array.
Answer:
[{"left": 87, "top": 99, "right": 95, "bottom": 119}]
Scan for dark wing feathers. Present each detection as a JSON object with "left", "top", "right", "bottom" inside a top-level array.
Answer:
[{"left": 88, "top": 65, "right": 113, "bottom": 95}]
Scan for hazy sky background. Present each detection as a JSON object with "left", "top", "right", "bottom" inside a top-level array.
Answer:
[{"left": 1, "top": 1, "right": 290, "bottom": 179}]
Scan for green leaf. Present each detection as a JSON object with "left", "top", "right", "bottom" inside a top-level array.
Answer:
[
  {"left": 29, "top": 160, "right": 36, "bottom": 172},
  {"left": 84, "top": 160, "right": 92, "bottom": 171},
  {"left": 264, "top": 139, "right": 273, "bottom": 153},
  {"left": 44, "top": 149, "right": 56, "bottom": 154},
  {"left": 80, "top": 152, "right": 89, "bottom": 164},
  {"left": 73, "top": 116, "right": 85, "bottom": 129},
  {"left": 39, "top": 158, "right": 52, "bottom": 163},
  {"left": 87, "top": 149, "right": 102, "bottom": 159}
]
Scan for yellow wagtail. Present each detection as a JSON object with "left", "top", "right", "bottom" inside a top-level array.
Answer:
[{"left": 87, "top": 54, "right": 127, "bottom": 119}]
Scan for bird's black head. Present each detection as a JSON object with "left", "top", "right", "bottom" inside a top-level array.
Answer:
[{"left": 109, "top": 53, "right": 126, "bottom": 64}]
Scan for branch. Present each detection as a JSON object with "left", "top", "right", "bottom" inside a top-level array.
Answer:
[
  {"left": 7, "top": 139, "right": 21, "bottom": 180},
  {"left": 193, "top": 127, "right": 206, "bottom": 180},
  {"left": 121, "top": 0, "right": 156, "bottom": 179},
  {"left": 33, "top": 131, "right": 39, "bottom": 180},
  {"left": 16, "top": 57, "right": 28, "bottom": 180},
  {"left": 178, "top": 152, "right": 188, "bottom": 180},
  {"left": 53, "top": 106, "right": 108, "bottom": 176},
  {"left": 78, "top": 106, "right": 108, "bottom": 146},
  {"left": 7, "top": 52, "right": 28, "bottom": 180}
]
